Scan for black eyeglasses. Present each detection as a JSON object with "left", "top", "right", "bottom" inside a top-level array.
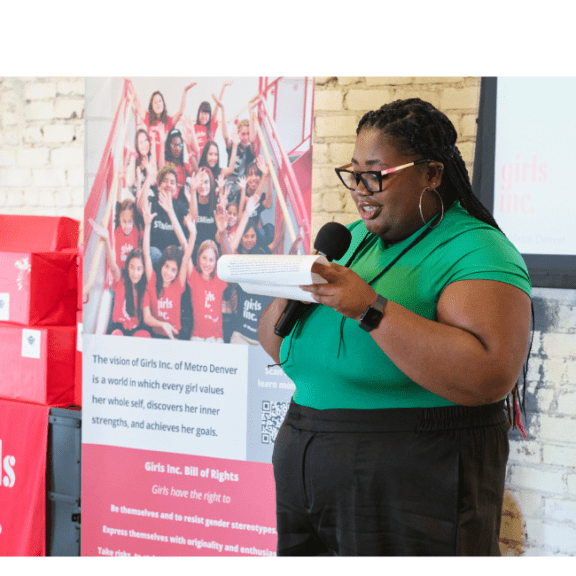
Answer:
[{"left": 335, "top": 159, "right": 431, "bottom": 193}]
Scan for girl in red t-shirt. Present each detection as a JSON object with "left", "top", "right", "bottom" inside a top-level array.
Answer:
[
  {"left": 88, "top": 219, "right": 150, "bottom": 337},
  {"left": 142, "top": 200, "right": 196, "bottom": 339},
  {"left": 133, "top": 84, "right": 196, "bottom": 164},
  {"left": 188, "top": 240, "right": 228, "bottom": 342},
  {"left": 113, "top": 199, "right": 143, "bottom": 269}
]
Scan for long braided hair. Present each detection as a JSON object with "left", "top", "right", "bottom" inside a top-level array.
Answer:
[{"left": 358, "top": 98, "right": 532, "bottom": 435}]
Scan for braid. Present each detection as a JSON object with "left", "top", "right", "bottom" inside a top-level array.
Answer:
[
  {"left": 357, "top": 98, "right": 503, "bottom": 232},
  {"left": 358, "top": 98, "right": 531, "bottom": 433}
]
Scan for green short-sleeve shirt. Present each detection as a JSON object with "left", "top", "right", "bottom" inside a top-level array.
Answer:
[{"left": 280, "top": 202, "right": 531, "bottom": 410}]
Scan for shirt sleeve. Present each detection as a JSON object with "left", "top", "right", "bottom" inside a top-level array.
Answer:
[{"left": 437, "top": 227, "right": 531, "bottom": 297}]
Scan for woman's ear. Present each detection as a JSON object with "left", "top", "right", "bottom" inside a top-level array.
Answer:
[{"left": 426, "top": 161, "right": 444, "bottom": 189}]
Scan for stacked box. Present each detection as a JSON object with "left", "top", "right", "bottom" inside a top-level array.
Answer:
[{"left": 0, "top": 216, "right": 81, "bottom": 556}]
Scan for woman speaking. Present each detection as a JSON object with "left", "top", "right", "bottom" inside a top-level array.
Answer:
[{"left": 258, "top": 98, "right": 532, "bottom": 556}]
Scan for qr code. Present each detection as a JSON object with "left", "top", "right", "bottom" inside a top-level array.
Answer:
[{"left": 261, "top": 400, "right": 289, "bottom": 444}]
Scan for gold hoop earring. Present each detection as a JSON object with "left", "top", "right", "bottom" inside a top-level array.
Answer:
[{"left": 419, "top": 187, "right": 444, "bottom": 228}]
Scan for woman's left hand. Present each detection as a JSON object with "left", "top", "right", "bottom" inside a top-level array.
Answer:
[
  {"left": 158, "top": 189, "right": 174, "bottom": 213},
  {"left": 300, "top": 262, "right": 377, "bottom": 320}
]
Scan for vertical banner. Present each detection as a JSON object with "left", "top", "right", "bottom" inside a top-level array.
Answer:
[
  {"left": 0, "top": 399, "right": 49, "bottom": 556},
  {"left": 83, "top": 77, "right": 313, "bottom": 556}
]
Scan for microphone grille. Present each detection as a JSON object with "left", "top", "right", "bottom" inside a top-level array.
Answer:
[{"left": 314, "top": 222, "right": 352, "bottom": 261}]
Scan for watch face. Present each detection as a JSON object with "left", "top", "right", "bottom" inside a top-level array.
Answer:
[{"left": 362, "top": 307, "right": 383, "bottom": 329}]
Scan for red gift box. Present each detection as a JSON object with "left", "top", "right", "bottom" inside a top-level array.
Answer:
[
  {"left": 0, "top": 250, "right": 77, "bottom": 326},
  {"left": 74, "top": 310, "right": 82, "bottom": 407},
  {"left": 0, "top": 323, "right": 76, "bottom": 406},
  {"left": 0, "top": 215, "right": 79, "bottom": 252},
  {"left": 0, "top": 397, "right": 49, "bottom": 556}
]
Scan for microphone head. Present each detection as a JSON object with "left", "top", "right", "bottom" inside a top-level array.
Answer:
[{"left": 313, "top": 221, "right": 352, "bottom": 261}]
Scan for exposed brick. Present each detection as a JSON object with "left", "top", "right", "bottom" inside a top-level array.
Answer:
[
  {"left": 392, "top": 88, "right": 442, "bottom": 109},
  {"left": 0, "top": 129, "right": 19, "bottom": 147},
  {"left": 505, "top": 489, "right": 543, "bottom": 517},
  {"left": 43, "top": 124, "right": 76, "bottom": 143},
  {"left": 54, "top": 189, "right": 72, "bottom": 206},
  {"left": 54, "top": 98, "right": 84, "bottom": 119},
  {"left": 23, "top": 189, "right": 40, "bottom": 206},
  {"left": 66, "top": 207, "right": 84, "bottom": 222},
  {"left": 540, "top": 522, "right": 576, "bottom": 554},
  {"left": 16, "top": 147, "right": 50, "bottom": 166},
  {"left": 0, "top": 150, "right": 17, "bottom": 166},
  {"left": 57, "top": 80, "right": 85, "bottom": 96},
  {"left": 5, "top": 190, "right": 25, "bottom": 206},
  {"left": 365, "top": 77, "right": 414, "bottom": 86},
  {"left": 568, "top": 474, "right": 576, "bottom": 496},
  {"left": 31, "top": 168, "right": 67, "bottom": 187},
  {"left": 24, "top": 81, "right": 56, "bottom": 100},
  {"left": 417, "top": 77, "right": 462, "bottom": 84},
  {"left": 312, "top": 143, "right": 329, "bottom": 164},
  {"left": 71, "top": 188, "right": 84, "bottom": 207},
  {"left": 461, "top": 114, "right": 478, "bottom": 137},
  {"left": 24, "top": 101, "right": 55, "bottom": 121},
  {"left": 315, "top": 115, "right": 358, "bottom": 138},
  {"left": 566, "top": 360, "right": 576, "bottom": 384},
  {"left": 2, "top": 112, "right": 18, "bottom": 127},
  {"left": 457, "top": 142, "right": 475, "bottom": 165},
  {"left": 509, "top": 465, "right": 565, "bottom": 494},
  {"left": 67, "top": 167, "right": 84, "bottom": 187},
  {"left": 535, "top": 387, "right": 555, "bottom": 412},
  {"left": 311, "top": 192, "right": 322, "bottom": 213},
  {"left": 539, "top": 414, "right": 576, "bottom": 443},
  {"left": 542, "top": 333, "right": 576, "bottom": 358},
  {"left": 543, "top": 497, "right": 576, "bottom": 523},
  {"left": 321, "top": 192, "right": 344, "bottom": 212},
  {"left": 52, "top": 147, "right": 84, "bottom": 167},
  {"left": 543, "top": 444, "right": 576, "bottom": 467},
  {"left": 508, "top": 440, "right": 542, "bottom": 465},
  {"left": 23, "top": 126, "right": 44, "bottom": 144},
  {"left": 312, "top": 167, "right": 340, "bottom": 190},
  {"left": 440, "top": 87, "right": 480, "bottom": 110},
  {"left": 329, "top": 143, "right": 355, "bottom": 166},
  {"left": 557, "top": 392, "right": 576, "bottom": 415},
  {"left": 315, "top": 90, "right": 343, "bottom": 112},
  {"left": 337, "top": 77, "right": 363, "bottom": 86},
  {"left": 0, "top": 167, "right": 31, "bottom": 187},
  {"left": 346, "top": 89, "right": 393, "bottom": 111}
]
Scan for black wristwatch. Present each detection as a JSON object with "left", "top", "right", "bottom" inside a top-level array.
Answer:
[{"left": 359, "top": 294, "right": 388, "bottom": 332}]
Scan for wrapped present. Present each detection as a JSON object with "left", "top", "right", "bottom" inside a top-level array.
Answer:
[
  {"left": 0, "top": 397, "right": 49, "bottom": 556},
  {"left": 0, "top": 215, "right": 79, "bottom": 252},
  {"left": 0, "top": 323, "right": 76, "bottom": 406},
  {"left": 74, "top": 310, "right": 82, "bottom": 407},
  {"left": 0, "top": 250, "right": 77, "bottom": 326}
]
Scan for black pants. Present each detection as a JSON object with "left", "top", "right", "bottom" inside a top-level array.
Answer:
[{"left": 272, "top": 400, "right": 510, "bottom": 556}]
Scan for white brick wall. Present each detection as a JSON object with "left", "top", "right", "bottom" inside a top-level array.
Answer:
[{"left": 0, "top": 77, "right": 84, "bottom": 222}]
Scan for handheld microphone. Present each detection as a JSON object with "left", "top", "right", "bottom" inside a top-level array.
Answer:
[{"left": 273, "top": 222, "right": 352, "bottom": 337}]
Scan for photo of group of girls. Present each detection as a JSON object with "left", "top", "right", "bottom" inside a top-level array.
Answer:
[{"left": 87, "top": 78, "right": 310, "bottom": 345}]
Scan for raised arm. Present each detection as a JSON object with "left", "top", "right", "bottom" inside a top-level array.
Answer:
[
  {"left": 248, "top": 96, "right": 260, "bottom": 146},
  {"left": 255, "top": 156, "right": 272, "bottom": 209},
  {"left": 131, "top": 89, "right": 147, "bottom": 123},
  {"left": 157, "top": 189, "right": 187, "bottom": 251},
  {"left": 136, "top": 170, "right": 154, "bottom": 215},
  {"left": 221, "top": 123, "right": 239, "bottom": 179},
  {"left": 172, "top": 82, "right": 196, "bottom": 126},
  {"left": 179, "top": 215, "right": 197, "bottom": 283},
  {"left": 188, "top": 171, "right": 201, "bottom": 223},
  {"left": 88, "top": 219, "right": 121, "bottom": 283},
  {"left": 141, "top": 199, "right": 157, "bottom": 282},
  {"left": 229, "top": 195, "right": 259, "bottom": 253}
]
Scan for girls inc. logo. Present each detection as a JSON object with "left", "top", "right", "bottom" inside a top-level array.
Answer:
[{"left": 0, "top": 439, "right": 16, "bottom": 488}]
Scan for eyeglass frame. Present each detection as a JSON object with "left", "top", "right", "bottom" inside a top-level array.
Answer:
[{"left": 335, "top": 159, "right": 432, "bottom": 193}]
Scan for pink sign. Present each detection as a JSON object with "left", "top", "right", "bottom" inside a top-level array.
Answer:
[{"left": 82, "top": 444, "right": 277, "bottom": 557}]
